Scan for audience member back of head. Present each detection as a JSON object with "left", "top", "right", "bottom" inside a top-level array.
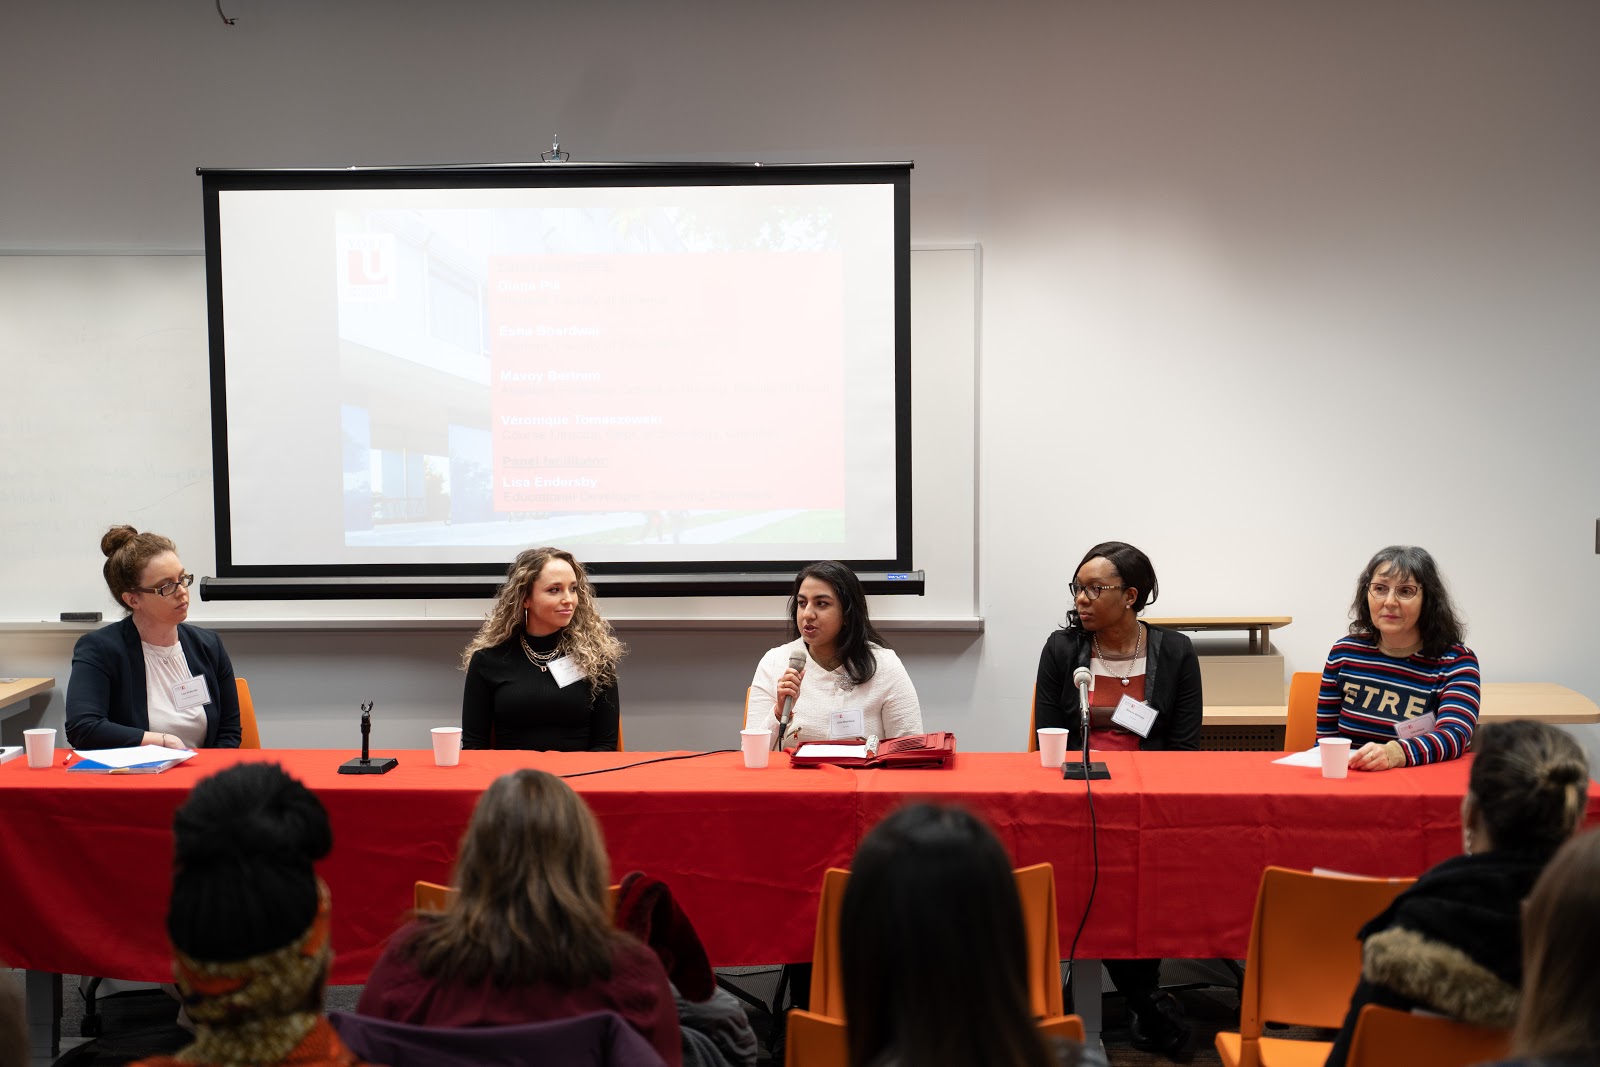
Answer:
[{"left": 840, "top": 803, "right": 1102, "bottom": 1067}]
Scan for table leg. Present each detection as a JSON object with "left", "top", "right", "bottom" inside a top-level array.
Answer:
[
  {"left": 1070, "top": 959, "right": 1104, "bottom": 1049},
  {"left": 24, "top": 970, "right": 59, "bottom": 1063}
]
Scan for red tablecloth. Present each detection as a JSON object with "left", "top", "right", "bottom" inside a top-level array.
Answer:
[{"left": 1, "top": 749, "right": 1594, "bottom": 983}]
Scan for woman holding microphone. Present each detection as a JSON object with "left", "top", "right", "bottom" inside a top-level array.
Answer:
[{"left": 749, "top": 560, "right": 923, "bottom": 748}]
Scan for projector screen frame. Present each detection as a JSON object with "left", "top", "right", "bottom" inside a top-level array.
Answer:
[{"left": 198, "top": 161, "right": 914, "bottom": 599}]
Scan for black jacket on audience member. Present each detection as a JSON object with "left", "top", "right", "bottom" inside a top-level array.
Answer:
[{"left": 1325, "top": 847, "right": 1555, "bottom": 1067}]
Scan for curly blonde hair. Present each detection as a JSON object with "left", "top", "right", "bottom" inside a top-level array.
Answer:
[{"left": 462, "top": 547, "right": 623, "bottom": 692}]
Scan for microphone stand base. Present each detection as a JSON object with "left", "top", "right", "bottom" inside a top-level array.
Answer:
[
  {"left": 1062, "top": 761, "right": 1110, "bottom": 780},
  {"left": 338, "top": 756, "right": 398, "bottom": 775}
]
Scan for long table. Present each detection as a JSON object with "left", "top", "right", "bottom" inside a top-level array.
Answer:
[{"left": 4, "top": 749, "right": 1596, "bottom": 1053}]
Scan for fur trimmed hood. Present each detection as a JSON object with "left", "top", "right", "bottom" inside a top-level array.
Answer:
[{"left": 1363, "top": 925, "right": 1518, "bottom": 1027}]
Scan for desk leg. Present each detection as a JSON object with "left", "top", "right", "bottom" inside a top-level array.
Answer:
[
  {"left": 1070, "top": 959, "right": 1104, "bottom": 1049},
  {"left": 24, "top": 970, "right": 60, "bottom": 1062}
]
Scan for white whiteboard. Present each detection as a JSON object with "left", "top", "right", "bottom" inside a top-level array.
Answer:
[{"left": 0, "top": 248, "right": 977, "bottom": 625}]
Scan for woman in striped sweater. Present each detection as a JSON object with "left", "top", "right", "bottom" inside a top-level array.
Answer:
[{"left": 1317, "top": 545, "right": 1480, "bottom": 771}]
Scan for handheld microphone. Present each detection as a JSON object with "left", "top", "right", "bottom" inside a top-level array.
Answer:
[
  {"left": 779, "top": 649, "right": 806, "bottom": 726},
  {"left": 1063, "top": 666, "right": 1110, "bottom": 780},
  {"left": 774, "top": 649, "right": 807, "bottom": 750}
]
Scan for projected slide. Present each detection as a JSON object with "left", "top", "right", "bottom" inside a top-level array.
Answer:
[{"left": 213, "top": 175, "right": 903, "bottom": 570}]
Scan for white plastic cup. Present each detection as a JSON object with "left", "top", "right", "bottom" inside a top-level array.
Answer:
[
  {"left": 24, "top": 728, "right": 55, "bottom": 769},
  {"left": 1319, "top": 737, "right": 1352, "bottom": 779},
  {"left": 740, "top": 726, "right": 772, "bottom": 769},
  {"left": 1037, "top": 727, "right": 1069, "bottom": 768},
  {"left": 431, "top": 726, "right": 463, "bottom": 767}
]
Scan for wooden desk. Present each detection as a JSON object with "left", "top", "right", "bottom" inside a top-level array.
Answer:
[
  {"left": 1201, "top": 682, "right": 1600, "bottom": 749},
  {"left": 0, "top": 677, "right": 52, "bottom": 720},
  {"left": 0, "top": 677, "right": 53, "bottom": 707},
  {"left": 1144, "top": 616, "right": 1291, "bottom": 655}
]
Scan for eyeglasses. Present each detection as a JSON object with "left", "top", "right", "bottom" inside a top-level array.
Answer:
[
  {"left": 1367, "top": 581, "right": 1420, "bottom": 602},
  {"left": 1069, "top": 582, "right": 1125, "bottom": 602},
  {"left": 133, "top": 573, "right": 195, "bottom": 597}
]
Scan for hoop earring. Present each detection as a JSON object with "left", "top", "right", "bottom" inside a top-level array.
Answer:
[
  {"left": 1463, "top": 828, "right": 1474, "bottom": 856},
  {"left": 523, "top": 608, "right": 528, "bottom": 630}
]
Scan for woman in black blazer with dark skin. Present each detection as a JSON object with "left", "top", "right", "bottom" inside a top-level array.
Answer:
[
  {"left": 65, "top": 526, "right": 240, "bottom": 750},
  {"left": 1034, "top": 541, "right": 1202, "bottom": 1059}
]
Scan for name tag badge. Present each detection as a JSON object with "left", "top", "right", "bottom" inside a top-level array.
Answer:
[
  {"left": 1110, "top": 694, "right": 1159, "bottom": 738},
  {"left": 1395, "top": 711, "right": 1437, "bottom": 740},
  {"left": 171, "top": 676, "right": 211, "bottom": 711},
  {"left": 547, "top": 656, "right": 587, "bottom": 689},
  {"left": 828, "top": 708, "right": 865, "bottom": 740}
]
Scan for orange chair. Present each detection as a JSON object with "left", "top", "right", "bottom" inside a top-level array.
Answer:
[
  {"left": 1027, "top": 683, "right": 1038, "bottom": 752},
  {"left": 616, "top": 719, "right": 624, "bottom": 752},
  {"left": 414, "top": 879, "right": 621, "bottom": 918},
  {"left": 1345, "top": 1004, "right": 1510, "bottom": 1067},
  {"left": 783, "top": 1009, "right": 1087, "bottom": 1067},
  {"left": 1215, "top": 867, "right": 1416, "bottom": 1067},
  {"left": 1284, "top": 672, "right": 1321, "bottom": 753},
  {"left": 414, "top": 880, "right": 456, "bottom": 915},
  {"left": 809, "top": 863, "right": 1064, "bottom": 1020},
  {"left": 236, "top": 677, "right": 261, "bottom": 749}
]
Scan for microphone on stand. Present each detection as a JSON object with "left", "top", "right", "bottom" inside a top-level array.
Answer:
[
  {"left": 339, "top": 700, "right": 398, "bottom": 775},
  {"left": 1062, "top": 666, "right": 1110, "bottom": 780},
  {"left": 773, "top": 648, "right": 807, "bottom": 751}
]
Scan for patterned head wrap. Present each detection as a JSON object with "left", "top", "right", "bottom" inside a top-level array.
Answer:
[{"left": 170, "top": 880, "right": 332, "bottom": 1066}]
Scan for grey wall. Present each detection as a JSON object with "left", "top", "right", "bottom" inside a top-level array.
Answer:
[{"left": 2, "top": 1, "right": 1597, "bottom": 764}]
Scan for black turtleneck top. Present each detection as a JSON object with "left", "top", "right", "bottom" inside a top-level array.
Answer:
[{"left": 460, "top": 630, "right": 620, "bottom": 751}]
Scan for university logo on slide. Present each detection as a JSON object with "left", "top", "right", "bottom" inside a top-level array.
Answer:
[{"left": 338, "top": 233, "right": 397, "bottom": 302}]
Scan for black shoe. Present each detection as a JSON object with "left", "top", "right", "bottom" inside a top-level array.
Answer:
[{"left": 1129, "top": 990, "right": 1191, "bottom": 1058}]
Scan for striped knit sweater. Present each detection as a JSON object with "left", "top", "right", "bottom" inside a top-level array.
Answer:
[{"left": 1316, "top": 634, "right": 1482, "bottom": 765}]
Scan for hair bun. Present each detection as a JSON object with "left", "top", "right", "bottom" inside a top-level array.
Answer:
[
  {"left": 1538, "top": 760, "right": 1587, "bottom": 791},
  {"left": 100, "top": 525, "right": 138, "bottom": 558},
  {"left": 173, "top": 763, "right": 332, "bottom": 872}
]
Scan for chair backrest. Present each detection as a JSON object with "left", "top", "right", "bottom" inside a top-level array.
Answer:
[
  {"left": 1014, "top": 863, "right": 1064, "bottom": 1017},
  {"left": 414, "top": 879, "right": 621, "bottom": 920},
  {"left": 1284, "top": 671, "right": 1321, "bottom": 753},
  {"left": 414, "top": 880, "right": 456, "bottom": 915},
  {"left": 784, "top": 1009, "right": 1088, "bottom": 1067},
  {"left": 808, "top": 867, "right": 853, "bottom": 1018},
  {"left": 1345, "top": 1004, "right": 1511, "bottom": 1067},
  {"left": 784, "top": 1009, "right": 848, "bottom": 1067},
  {"left": 329, "top": 1009, "right": 667, "bottom": 1067},
  {"left": 617, "top": 718, "right": 625, "bottom": 752},
  {"left": 809, "top": 862, "right": 1064, "bottom": 1019},
  {"left": 235, "top": 677, "right": 261, "bottom": 749},
  {"left": 1239, "top": 867, "right": 1416, "bottom": 1041},
  {"left": 1027, "top": 683, "right": 1039, "bottom": 752}
]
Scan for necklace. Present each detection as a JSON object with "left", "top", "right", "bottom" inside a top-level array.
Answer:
[
  {"left": 1378, "top": 637, "right": 1422, "bottom": 658},
  {"left": 1092, "top": 623, "right": 1143, "bottom": 687},
  {"left": 519, "top": 633, "right": 561, "bottom": 672}
]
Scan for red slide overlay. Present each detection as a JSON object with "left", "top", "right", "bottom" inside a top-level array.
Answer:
[{"left": 488, "top": 252, "right": 845, "bottom": 513}]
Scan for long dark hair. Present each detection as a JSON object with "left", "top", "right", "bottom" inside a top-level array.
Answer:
[
  {"left": 404, "top": 769, "right": 619, "bottom": 988},
  {"left": 1065, "top": 540, "right": 1159, "bottom": 629},
  {"left": 786, "top": 560, "right": 888, "bottom": 686},
  {"left": 1467, "top": 720, "right": 1589, "bottom": 855},
  {"left": 841, "top": 804, "right": 1056, "bottom": 1067},
  {"left": 1347, "top": 545, "right": 1465, "bottom": 656},
  {"left": 1512, "top": 829, "right": 1600, "bottom": 1059}
]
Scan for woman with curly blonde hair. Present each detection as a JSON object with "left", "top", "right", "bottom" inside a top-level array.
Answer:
[{"left": 460, "top": 547, "right": 624, "bottom": 751}]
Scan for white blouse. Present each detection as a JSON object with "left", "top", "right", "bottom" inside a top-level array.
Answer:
[
  {"left": 142, "top": 640, "right": 208, "bottom": 749},
  {"left": 748, "top": 638, "right": 923, "bottom": 745}
]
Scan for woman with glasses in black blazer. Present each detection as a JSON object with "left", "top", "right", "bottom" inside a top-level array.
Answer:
[{"left": 65, "top": 525, "right": 241, "bottom": 750}]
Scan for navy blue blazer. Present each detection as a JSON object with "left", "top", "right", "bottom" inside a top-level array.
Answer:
[{"left": 65, "top": 616, "right": 242, "bottom": 750}]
